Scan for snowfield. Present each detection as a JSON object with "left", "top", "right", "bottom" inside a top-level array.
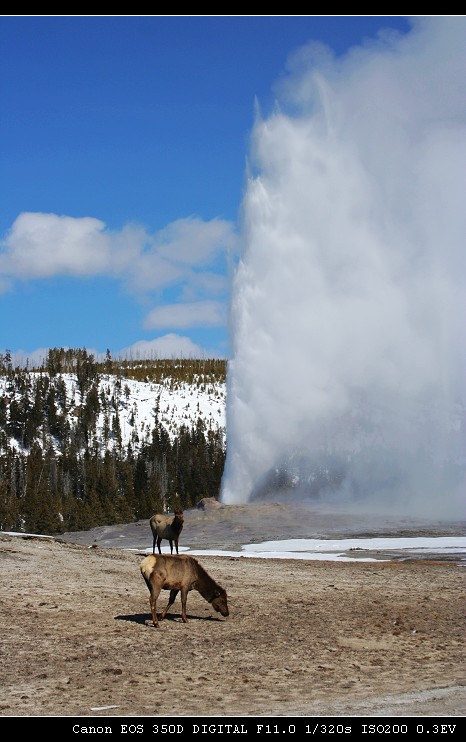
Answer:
[{"left": 0, "top": 371, "right": 226, "bottom": 455}]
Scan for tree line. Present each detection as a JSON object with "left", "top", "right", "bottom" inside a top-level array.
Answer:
[{"left": 0, "top": 348, "right": 226, "bottom": 535}]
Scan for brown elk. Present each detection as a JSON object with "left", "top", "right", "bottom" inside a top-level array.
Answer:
[
  {"left": 149, "top": 509, "right": 184, "bottom": 555},
  {"left": 140, "top": 553, "right": 229, "bottom": 627}
]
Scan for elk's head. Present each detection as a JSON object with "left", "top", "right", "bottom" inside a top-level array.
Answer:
[{"left": 211, "top": 589, "right": 229, "bottom": 617}]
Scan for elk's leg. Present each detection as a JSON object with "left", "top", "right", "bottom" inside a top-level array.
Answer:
[
  {"left": 160, "top": 589, "right": 178, "bottom": 620},
  {"left": 180, "top": 588, "right": 189, "bottom": 623},
  {"left": 147, "top": 583, "right": 163, "bottom": 628},
  {"left": 152, "top": 535, "right": 156, "bottom": 555},
  {"left": 169, "top": 539, "right": 173, "bottom": 554},
  {"left": 175, "top": 539, "right": 179, "bottom": 555},
  {"left": 157, "top": 537, "right": 162, "bottom": 554}
]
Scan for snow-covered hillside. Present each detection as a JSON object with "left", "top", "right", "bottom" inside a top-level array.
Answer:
[
  {"left": 85, "top": 373, "right": 226, "bottom": 449},
  {"left": 0, "top": 370, "right": 226, "bottom": 456}
]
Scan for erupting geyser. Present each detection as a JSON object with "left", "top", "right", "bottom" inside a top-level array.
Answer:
[{"left": 221, "top": 17, "right": 466, "bottom": 518}]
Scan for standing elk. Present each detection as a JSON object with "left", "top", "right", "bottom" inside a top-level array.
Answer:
[
  {"left": 149, "top": 509, "right": 184, "bottom": 555},
  {"left": 140, "top": 553, "right": 229, "bottom": 627}
]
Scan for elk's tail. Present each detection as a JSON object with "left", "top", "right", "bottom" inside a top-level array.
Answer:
[{"left": 140, "top": 554, "right": 157, "bottom": 580}]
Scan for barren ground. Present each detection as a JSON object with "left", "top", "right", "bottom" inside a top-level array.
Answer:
[{"left": 0, "top": 502, "right": 465, "bottom": 719}]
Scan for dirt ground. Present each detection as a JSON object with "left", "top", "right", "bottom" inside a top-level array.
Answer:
[{"left": 0, "top": 502, "right": 465, "bottom": 719}]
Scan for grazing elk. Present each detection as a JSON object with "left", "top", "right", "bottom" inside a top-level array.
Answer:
[
  {"left": 140, "top": 553, "right": 229, "bottom": 627},
  {"left": 150, "top": 509, "right": 184, "bottom": 555}
]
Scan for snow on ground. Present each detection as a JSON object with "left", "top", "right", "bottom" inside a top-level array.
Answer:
[
  {"left": 4, "top": 532, "right": 465, "bottom": 563},
  {"left": 139, "top": 535, "right": 466, "bottom": 563}
]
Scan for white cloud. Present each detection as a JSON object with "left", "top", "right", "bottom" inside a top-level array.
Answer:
[
  {"left": 155, "top": 217, "right": 236, "bottom": 264},
  {"left": 0, "top": 213, "right": 235, "bottom": 284},
  {"left": 180, "top": 271, "right": 228, "bottom": 300},
  {"left": 0, "top": 212, "right": 111, "bottom": 279},
  {"left": 144, "top": 300, "right": 226, "bottom": 330},
  {"left": 9, "top": 346, "right": 50, "bottom": 368},
  {"left": 0, "top": 211, "right": 237, "bottom": 333},
  {"left": 116, "top": 334, "right": 216, "bottom": 360}
]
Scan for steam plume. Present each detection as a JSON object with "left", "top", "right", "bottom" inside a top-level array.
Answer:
[{"left": 221, "top": 17, "right": 466, "bottom": 519}]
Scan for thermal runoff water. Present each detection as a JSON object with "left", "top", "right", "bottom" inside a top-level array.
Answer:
[{"left": 221, "top": 17, "right": 466, "bottom": 519}]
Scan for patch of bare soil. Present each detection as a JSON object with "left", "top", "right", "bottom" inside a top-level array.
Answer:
[{"left": 0, "top": 520, "right": 465, "bottom": 719}]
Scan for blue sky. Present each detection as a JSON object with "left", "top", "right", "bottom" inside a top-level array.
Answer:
[{"left": 0, "top": 15, "right": 412, "bottom": 364}]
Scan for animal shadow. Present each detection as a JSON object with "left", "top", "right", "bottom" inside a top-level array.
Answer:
[
  {"left": 115, "top": 612, "right": 219, "bottom": 625},
  {"left": 115, "top": 613, "right": 150, "bottom": 625}
]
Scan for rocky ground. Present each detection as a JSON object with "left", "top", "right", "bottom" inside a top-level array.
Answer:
[{"left": 0, "top": 501, "right": 465, "bottom": 720}]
